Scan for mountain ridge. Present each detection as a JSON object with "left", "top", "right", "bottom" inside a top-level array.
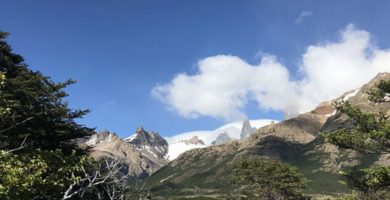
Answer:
[{"left": 141, "top": 73, "right": 390, "bottom": 199}]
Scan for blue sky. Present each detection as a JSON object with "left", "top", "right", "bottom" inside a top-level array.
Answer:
[{"left": 1, "top": 0, "right": 390, "bottom": 138}]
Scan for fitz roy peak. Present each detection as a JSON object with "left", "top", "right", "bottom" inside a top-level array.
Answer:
[{"left": 240, "top": 119, "right": 257, "bottom": 139}]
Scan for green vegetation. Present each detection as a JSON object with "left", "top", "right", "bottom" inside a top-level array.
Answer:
[
  {"left": 144, "top": 151, "right": 238, "bottom": 199},
  {"left": 0, "top": 32, "right": 128, "bottom": 199},
  {"left": 367, "top": 80, "right": 390, "bottom": 103},
  {"left": 325, "top": 102, "right": 389, "bottom": 154},
  {"left": 232, "top": 157, "right": 310, "bottom": 200},
  {"left": 0, "top": 32, "right": 92, "bottom": 151},
  {"left": 325, "top": 80, "right": 390, "bottom": 199},
  {"left": 0, "top": 149, "right": 94, "bottom": 199}
]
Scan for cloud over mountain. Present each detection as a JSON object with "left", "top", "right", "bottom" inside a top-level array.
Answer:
[{"left": 152, "top": 24, "right": 390, "bottom": 120}]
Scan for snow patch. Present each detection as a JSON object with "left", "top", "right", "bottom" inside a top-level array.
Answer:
[
  {"left": 325, "top": 109, "right": 337, "bottom": 117},
  {"left": 124, "top": 134, "right": 137, "bottom": 142},
  {"left": 85, "top": 135, "right": 97, "bottom": 146},
  {"left": 343, "top": 88, "right": 360, "bottom": 101},
  {"left": 164, "top": 119, "right": 277, "bottom": 160},
  {"left": 166, "top": 142, "right": 207, "bottom": 160},
  {"left": 108, "top": 133, "right": 112, "bottom": 142},
  {"left": 85, "top": 133, "right": 115, "bottom": 146}
]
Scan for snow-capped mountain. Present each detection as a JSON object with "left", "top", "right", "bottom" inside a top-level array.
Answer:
[
  {"left": 164, "top": 119, "right": 277, "bottom": 160},
  {"left": 167, "top": 137, "right": 207, "bottom": 161},
  {"left": 83, "top": 128, "right": 168, "bottom": 178},
  {"left": 125, "top": 126, "right": 168, "bottom": 161},
  {"left": 211, "top": 132, "right": 232, "bottom": 145},
  {"left": 84, "top": 120, "right": 278, "bottom": 171},
  {"left": 178, "top": 136, "right": 205, "bottom": 145}
]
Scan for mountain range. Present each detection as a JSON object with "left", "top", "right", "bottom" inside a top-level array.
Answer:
[
  {"left": 82, "top": 117, "right": 274, "bottom": 178},
  {"left": 81, "top": 73, "right": 390, "bottom": 199},
  {"left": 141, "top": 73, "right": 390, "bottom": 199}
]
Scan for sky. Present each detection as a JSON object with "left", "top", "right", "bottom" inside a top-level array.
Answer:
[{"left": 1, "top": 0, "right": 390, "bottom": 138}]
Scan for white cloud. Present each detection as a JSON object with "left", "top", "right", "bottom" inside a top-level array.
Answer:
[
  {"left": 152, "top": 24, "right": 390, "bottom": 120},
  {"left": 295, "top": 10, "right": 313, "bottom": 24}
]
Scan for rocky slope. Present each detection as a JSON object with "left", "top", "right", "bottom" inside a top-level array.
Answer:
[
  {"left": 142, "top": 73, "right": 390, "bottom": 199},
  {"left": 84, "top": 127, "right": 168, "bottom": 178}
]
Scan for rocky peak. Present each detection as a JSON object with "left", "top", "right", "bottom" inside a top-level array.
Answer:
[
  {"left": 212, "top": 132, "right": 233, "bottom": 145},
  {"left": 84, "top": 130, "right": 119, "bottom": 146},
  {"left": 240, "top": 120, "right": 257, "bottom": 139},
  {"left": 83, "top": 128, "right": 169, "bottom": 178},
  {"left": 125, "top": 127, "right": 168, "bottom": 160},
  {"left": 127, "top": 127, "right": 168, "bottom": 148},
  {"left": 136, "top": 126, "right": 145, "bottom": 132},
  {"left": 178, "top": 136, "right": 205, "bottom": 145},
  {"left": 149, "top": 131, "right": 169, "bottom": 146}
]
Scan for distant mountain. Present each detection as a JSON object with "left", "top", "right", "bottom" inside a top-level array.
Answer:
[
  {"left": 142, "top": 73, "right": 390, "bottom": 199},
  {"left": 166, "top": 136, "right": 207, "bottom": 161},
  {"left": 239, "top": 119, "right": 257, "bottom": 139},
  {"left": 163, "top": 119, "right": 277, "bottom": 160},
  {"left": 125, "top": 126, "right": 168, "bottom": 162},
  {"left": 82, "top": 120, "right": 276, "bottom": 176},
  {"left": 83, "top": 127, "right": 168, "bottom": 178},
  {"left": 212, "top": 132, "right": 233, "bottom": 145},
  {"left": 178, "top": 136, "right": 205, "bottom": 145}
]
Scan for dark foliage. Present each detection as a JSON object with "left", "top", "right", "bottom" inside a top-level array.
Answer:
[
  {"left": 324, "top": 81, "right": 390, "bottom": 199},
  {"left": 0, "top": 31, "right": 93, "bottom": 151},
  {"left": 232, "top": 157, "right": 309, "bottom": 200}
]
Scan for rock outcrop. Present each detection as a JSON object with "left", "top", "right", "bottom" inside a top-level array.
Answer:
[
  {"left": 125, "top": 126, "right": 168, "bottom": 162},
  {"left": 239, "top": 120, "right": 257, "bottom": 139},
  {"left": 177, "top": 136, "right": 205, "bottom": 145},
  {"left": 211, "top": 132, "right": 233, "bottom": 145},
  {"left": 84, "top": 127, "right": 169, "bottom": 178}
]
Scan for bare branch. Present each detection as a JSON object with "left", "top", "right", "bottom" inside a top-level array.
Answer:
[
  {"left": 61, "top": 158, "right": 129, "bottom": 200},
  {"left": 6, "top": 135, "right": 28, "bottom": 153},
  {"left": 0, "top": 116, "right": 34, "bottom": 134}
]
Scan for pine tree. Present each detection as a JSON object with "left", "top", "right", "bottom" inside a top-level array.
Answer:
[
  {"left": 232, "top": 157, "right": 309, "bottom": 200},
  {"left": 0, "top": 31, "right": 93, "bottom": 151},
  {"left": 325, "top": 80, "right": 390, "bottom": 199},
  {"left": 0, "top": 32, "right": 129, "bottom": 199}
]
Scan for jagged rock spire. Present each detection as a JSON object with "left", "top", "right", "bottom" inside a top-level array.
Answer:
[
  {"left": 136, "top": 126, "right": 145, "bottom": 133},
  {"left": 240, "top": 120, "right": 257, "bottom": 139},
  {"left": 212, "top": 132, "right": 233, "bottom": 145}
]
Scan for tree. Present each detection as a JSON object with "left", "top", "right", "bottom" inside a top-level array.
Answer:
[
  {"left": 0, "top": 31, "right": 93, "bottom": 151},
  {"left": 0, "top": 31, "right": 129, "bottom": 199},
  {"left": 232, "top": 157, "right": 309, "bottom": 200},
  {"left": 325, "top": 80, "right": 390, "bottom": 199},
  {"left": 0, "top": 151, "right": 130, "bottom": 200},
  {"left": 62, "top": 159, "right": 130, "bottom": 200},
  {"left": 0, "top": 149, "right": 93, "bottom": 199}
]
